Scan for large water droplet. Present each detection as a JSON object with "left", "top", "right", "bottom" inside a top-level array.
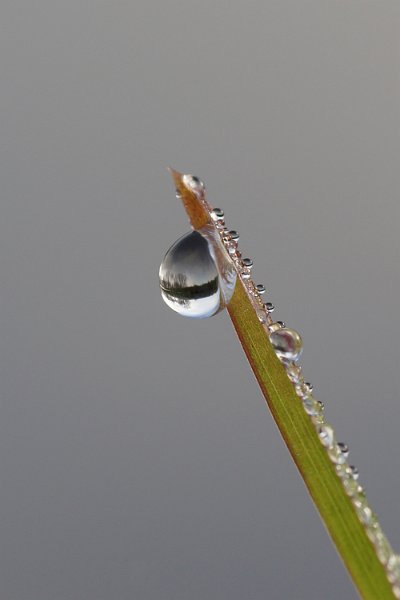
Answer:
[{"left": 159, "top": 225, "right": 237, "bottom": 318}]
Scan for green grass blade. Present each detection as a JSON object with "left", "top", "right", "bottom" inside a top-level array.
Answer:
[
  {"left": 228, "top": 281, "right": 393, "bottom": 599},
  {"left": 168, "top": 168, "right": 396, "bottom": 600}
]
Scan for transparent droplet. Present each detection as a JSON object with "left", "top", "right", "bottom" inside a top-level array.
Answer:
[
  {"left": 353, "top": 497, "right": 374, "bottom": 525},
  {"left": 317, "top": 423, "right": 335, "bottom": 448},
  {"left": 228, "top": 230, "right": 239, "bottom": 241},
  {"left": 226, "top": 241, "right": 239, "bottom": 256},
  {"left": 348, "top": 465, "right": 359, "bottom": 480},
  {"left": 335, "top": 463, "right": 348, "bottom": 478},
  {"left": 336, "top": 464, "right": 358, "bottom": 483},
  {"left": 374, "top": 532, "right": 393, "bottom": 565},
  {"left": 342, "top": 476, "right": 359, "bottom": 497},
  {"left": 303, "top": 397, "right": 324, "bottom": 425},
  {"left": 256, "top": 307, "right": 268, "bottom": 324},
  {"left": 270, "top": 327, "right": 303, "bottom": 362},
  {"left": 286, "top": 363, "right": 302, "bottom": 383},
  {"left": 387, "top": 556, "right": 400, "bottom": 584},
  {"left": 302, "top": 396, "right": 322, "bottom": 417},
  {"left": 268, "top": 322, "right": 283, "bottom": 333},
  {"left": 295, "top": 380, "right": 309, "bottom": 398},
  {"left": 338, "top": 442, "right": 349, "bottom": 458},
  {"left": 328, "top": 443, "right": 347, "bottom": 465},
  {"left": 159, "top": 225, "right": 237, "bottom": 318},
  {"left": 312, "top": 413, "right": 325, "bottom": 426},
  {"left": 211, "top": 208, "right": 224, "bottom": 221},
  {"left": 366, "top": 520, "right": 382, "bottom": 543},
  {"left": 242, "top": 258, "right": 253, "bottom": 268},
  {"left": 182, "top": 174, "right": 205, "bottom": 196},
  {"left": 393, "top": 585, "right": 400, "bottom": 600},
  {"left": 265, "top": 301, "right": 275, "bottom": 313}
]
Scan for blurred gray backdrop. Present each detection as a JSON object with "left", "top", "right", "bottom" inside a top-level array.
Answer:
[{"left": 1, "top": 2, "right": 399, "bottom": 599}]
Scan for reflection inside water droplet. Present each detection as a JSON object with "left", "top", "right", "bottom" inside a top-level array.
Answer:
[{"left": 159, "top": 225, "right": 237, "bottom": 318}]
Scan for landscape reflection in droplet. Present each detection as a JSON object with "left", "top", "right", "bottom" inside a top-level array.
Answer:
[{"left": 159, "top": 226, "right": 237, "bottom": 318}]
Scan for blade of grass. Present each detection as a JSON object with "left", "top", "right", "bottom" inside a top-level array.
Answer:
[{"left": 169, "top": 168, "right": 395, "bottom": 600}]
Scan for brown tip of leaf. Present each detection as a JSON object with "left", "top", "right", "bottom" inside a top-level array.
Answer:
[
  {"left": 167, "top": 167, "right": 183, "bottom": 187},
  {"left": 167, "top": 167, "right": 210, "bottom": 230}
]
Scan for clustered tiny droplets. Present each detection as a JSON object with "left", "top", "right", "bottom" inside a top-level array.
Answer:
[{"left": 181, "top": 174, "right": 400, "bottom": 597}]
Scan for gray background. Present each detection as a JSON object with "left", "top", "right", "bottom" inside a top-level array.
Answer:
[{"left": 1, "top": 2, "right": 399, "bottom": 599}]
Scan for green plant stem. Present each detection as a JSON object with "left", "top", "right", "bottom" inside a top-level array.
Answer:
[{"left": 169, "top": 168, "right": 395, "bottom": 600}]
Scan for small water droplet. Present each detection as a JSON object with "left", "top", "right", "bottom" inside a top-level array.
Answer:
[
  {"left": 353, "top": 498, "right": 373, "bottom": 525},
  {"left": 338, "top": 442, "right": 349, "bottom": 458},
  {"left": 393, "top": 585, "right": 400, "bottom": 600},
  {"left": 221, "top": 228, "right": 231, "bottom": 239},
  {"left": 328, "top": 443, "right": 347, "bottom": 465},
  {"left": 349, "top": 465, "right": 359, "bottom": 480},
  {"left": 312, "top": 413, "right": 325, "bottom": 426},
  {"left": 265, "top": 301, "right": 275, "bottom": 313},
  {"left": 342, "top": 476, "right": 359, "bottom": 497},
  {"left": 256, "top": 284, "right": 266, "bottom": 294},
  {"left": 231, "top": 250, "right": 242, "bottom": 262},
  {"left": 211, "top": 208, "right": 224, "bottom": 221},
  {"left": 159, "top": 225, "right": 236, "bottom": 318},
  {"left": 256, "top": 307, "right": 268, "bottom": 324},
  {"left": 366, "top": 520, "right": 381, "bottom": 542},
  {"left": 182, "top": 174, "right": 205, "bottom": 195},
  {"left": 227, "top": 242, "right": 238, "bottom": 255},
  {"left": 302, "top": 396, "right": 323, "bottom": 418},
  {"left": 335, "top": 463, "right": 348, "bottom": 478},
  {"left": 270, "top": 328, "right": 303, "bottom": 361},
  {"left": 317, "top": 424, "right": 335, "bottom": 448},
  {"left": 375, "top": 533, "right": 392, "bottom": 565},
  {"left": 242, "top": 257, "right": 253, "bottom": 268},
  {"left": 269, "top": 322, "right": 284, "bottom": 333},
  {"left": 387, "top": 556, "right": 400, "bottom": 584},
  {"left": 295, "top": 380, "right": 309, "bottom": 398},
  {"left": 286, "top": 363, "right": 302, "bottom": 383}
]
